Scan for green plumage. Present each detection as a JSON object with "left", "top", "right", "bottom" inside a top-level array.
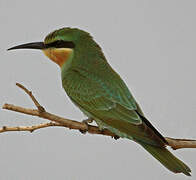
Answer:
[
  {"left": 44, "top": 28, "right": 191, "bottom": 176},
  {"left": 139, "top": 142, "right": 191, "bottom": 176},
  {"left": 10, "top": 27, "right": 191, "bottom": 176}
]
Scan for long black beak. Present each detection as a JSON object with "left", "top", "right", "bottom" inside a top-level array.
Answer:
[{"left": 7, "top": 42, "right": 46, "bottom": 51}]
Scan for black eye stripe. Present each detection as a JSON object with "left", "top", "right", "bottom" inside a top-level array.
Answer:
[{"left": 45, "top": 40, "right": 75, "bottom": 48}]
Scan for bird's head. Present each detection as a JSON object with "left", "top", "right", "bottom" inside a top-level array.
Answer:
[{"left": 8, "top": 27, "right": 94, "bottom": 67}]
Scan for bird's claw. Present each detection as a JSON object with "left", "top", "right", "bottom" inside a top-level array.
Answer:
[
  {"left": 79, "top": 118, "right": 94, "bottom": 134},
  {"left": 82, "top": 117, "right": 94, "bottom": 124},
  {"left": 79, "top": 128, "right": 88, "bottom": 134},
  {"left": 113, "top": 135, "right": 120, "bottom": 140}
]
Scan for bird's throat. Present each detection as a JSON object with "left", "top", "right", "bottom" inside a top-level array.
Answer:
[{"left": 43, "top": 48, "right": 73, "bottom": 67}]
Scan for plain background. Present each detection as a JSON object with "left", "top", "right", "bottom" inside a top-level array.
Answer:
[{"left": 0, "top": 0, "right": 196, "bottom": 179}]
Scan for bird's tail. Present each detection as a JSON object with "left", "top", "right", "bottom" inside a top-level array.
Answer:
[{"left": 139, "top": 141, "right": 191, "bottom": 176}]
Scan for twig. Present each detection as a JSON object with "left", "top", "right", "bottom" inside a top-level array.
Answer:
[
  {"left": 16, "top": 83, "right": 45, "bottom": 112},
  {"left": 2, "top": 83, "right": 196, "bottom": 150},
  {"left": 165, "top": 137, "right": 196, "bottom": 150},
  {"left": 0, "top": 122, "right": 60, "bottom": 133}
]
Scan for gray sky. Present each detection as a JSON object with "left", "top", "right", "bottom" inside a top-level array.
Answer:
[{"left": 0, "top": 0, "right": 196, "bottom": 179}]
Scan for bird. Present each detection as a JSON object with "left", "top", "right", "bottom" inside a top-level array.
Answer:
[{"left": 8, "top": 27, "right": 191, "bottom": 176}]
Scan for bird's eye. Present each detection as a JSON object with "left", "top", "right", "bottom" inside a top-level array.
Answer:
[{"left": 46, "top": 40, "right": 75, "bottom": 49}]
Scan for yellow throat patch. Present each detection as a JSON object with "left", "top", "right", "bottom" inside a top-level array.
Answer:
[{"left": 43, "top": 48, "right": 73, "bottom": 67}]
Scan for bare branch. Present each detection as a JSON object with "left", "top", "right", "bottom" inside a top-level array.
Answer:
[
  {"left": 0, "top": 122, "right": 61, "bottom": 133},
  {"left": 2, "top": 83, "right": 196, "bottom": 150},
  {"left": 16, "top": 82, "right": 45, "bottom": 112},
  {"left": 165, "top": 137, "right": 196, "bottom": 150},
  {"left": 2, "top": 103, "right": 116, "bottom": 138},
  {"left": 3, "top": 103, "right": 196, "bottom": 149}
]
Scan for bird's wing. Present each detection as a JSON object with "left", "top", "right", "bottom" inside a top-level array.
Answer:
[
  {"left": 63, "top": 65, "right": 142, "bottom": 125},
  {"left": 62, "top": 65, "right": 166, "bottom": 146}
]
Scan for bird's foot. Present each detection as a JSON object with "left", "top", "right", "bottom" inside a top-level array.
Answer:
[
  {"left": 79, "top": 118, "right": 94, "bottom": 134},
  {"left": 82, "top": 117, "right": 94, "bottom": 124},
  {"left": 113, "top": 135, "right": 120, "bottom": 140}
]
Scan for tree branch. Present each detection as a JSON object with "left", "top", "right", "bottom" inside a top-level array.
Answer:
[
  {"left": 2, "top": 103, "right": 116, "bottom": 138},
  {"left": 2, "top": 83, "right": 196, "bottom": 150},
  {"left": 0, "top": 122, "right": 61, "bottom": 133},
  {"left": 16, "top": 82, "right": 45, "bottom": 112},
  {"left": 165, "top": 137, "right": 196, "bottom": 150}
]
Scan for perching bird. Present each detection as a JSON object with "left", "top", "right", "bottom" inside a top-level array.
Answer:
[{"left": 8, "top": 27, "right": 191, "bottom": 176}]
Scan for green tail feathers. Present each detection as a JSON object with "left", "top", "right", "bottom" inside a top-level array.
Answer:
[{"left": 139, "top": 142, "right": 191, "bottom": 176}]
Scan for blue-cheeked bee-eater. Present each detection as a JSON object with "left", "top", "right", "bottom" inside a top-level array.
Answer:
[{"left": 8, "top": 27, "right": 191, "bottom": 176}]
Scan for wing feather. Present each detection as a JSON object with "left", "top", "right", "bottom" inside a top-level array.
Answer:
[
  {"left": 62, "top": 66, "right": 142, "bottom": 125},
  {"left": 62, "top": 64, "right": 166, "bottom": 146}
]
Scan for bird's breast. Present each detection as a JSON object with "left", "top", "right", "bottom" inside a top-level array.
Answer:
[{"left": 43, "top": 48, "right": 73, "bottom": 67}]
